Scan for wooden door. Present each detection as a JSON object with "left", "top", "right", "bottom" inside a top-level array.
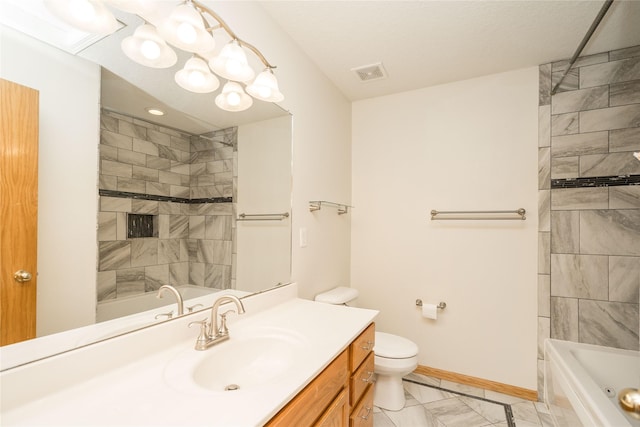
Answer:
[{"left": 0, "top": 78, "right": 39, "bottom": 346}]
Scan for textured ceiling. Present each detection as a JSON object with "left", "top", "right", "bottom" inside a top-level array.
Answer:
[{"left": 260, "top": 0, "right": 640, "bottom": 101}]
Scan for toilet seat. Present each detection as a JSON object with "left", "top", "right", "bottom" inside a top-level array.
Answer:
[{"left": 374, "top": 332, "right": 418, "bottom": 359}]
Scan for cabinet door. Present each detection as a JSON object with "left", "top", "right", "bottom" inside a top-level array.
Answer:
[
  {"left": 315, "top": 388, "right": 348, "bottom": 427},
  {"left": 349, "top": 384, "right": 374, "bottom": 427}
]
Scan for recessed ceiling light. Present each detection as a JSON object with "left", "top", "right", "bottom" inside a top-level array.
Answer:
[{"left": 146, "top": 108, "right": 165, "bottom": 116}]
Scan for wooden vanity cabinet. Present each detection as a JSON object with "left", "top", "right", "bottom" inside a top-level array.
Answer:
[{"left": 266, "top": 323, "right": 375, "bottom": 427}]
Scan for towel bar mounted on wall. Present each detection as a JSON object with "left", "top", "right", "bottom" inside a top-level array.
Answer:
[
  {"left": 237, "top": 212, "right": 289, "bottom": 221},
  {"left": 430, "top": 208, "right": 526, "bottom": 221},
  {"left": 309, "top": 200, "right": 353, "bottom": 215}
]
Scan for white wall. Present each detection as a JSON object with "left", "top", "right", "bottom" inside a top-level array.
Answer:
[
  {"left": 1, "top": 26, "right": 100, "bottom": 336},
  {"left": 209, "top": 2, "right": 353, "bottom": 301},
  {"left": 237, "top": 115, "right": 292, "bottom": 292},
  {"left": 351, "top": 68, "right": 539, "bottom": 389}
]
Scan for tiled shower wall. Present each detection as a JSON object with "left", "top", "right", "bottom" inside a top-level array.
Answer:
[
  {"left": 538, "top": 45, "right": 640, "bottom": 395},
  {"left": 97, "top": 110, "right": 237, "bottom": 302}
]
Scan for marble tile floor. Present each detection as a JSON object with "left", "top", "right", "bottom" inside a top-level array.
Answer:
[{"left": 373, "top": 373, "right": 554, "bottom": 427}]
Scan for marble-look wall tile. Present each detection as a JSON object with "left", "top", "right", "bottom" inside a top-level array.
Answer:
[
  {"left": 133, "top": 138, "right": 159, "bottom": 157},
  {"left": 101, "top": 130, "right": 132, "bottom": 150},
  {"left": 205, "top": 216, "right": 233, "bottom": 240},
  {"left": 550, "top": 156, "right": 579, "bottom": 179},
  {"left": 145, "top": 264, "right": 168, "bottom": 292},
  {"left": 147, "top": 156, "right": 171, "bottom": 171},
  {"left": 132, "top": 165, "right": 159, "bottom": 182},
  {"left": 97, "top": 270, "right": 116, "bottom": 302},
  {"left": 102, "top": 160, "right": 132, "bottom": 178},
  {"left": 580, "top": 210, "right": 640, "bottom": 256},
  {"left": 117, "top": 178, "right": 145, "bottom": 194},
  {"left": 550, "top": 211, "right": 579, "bottom": 253},
  {"left": 100, "top": 144, "right": 118, "bottom": 161},
  {"left": 146, "top": 182, "right": 171, "bottom": 196},
  {"left": 580, "top": 56, "right": 640, "bottom": 88},
  {"left": 205, "top": 264, "right": 232, "bottom": 289},
  {"left": 170, "top": 185, "right": 190, "bottom": 198},
  {"left": 552, "top": 53, "right": 609, "bottom": 72},
  {"left": 609, "top": 256, "right": 640, "bottom": 303},
  {"left": 169, "top": 215, "right": 189, "bottom": 239},
  {"left": 189, "top": 216, "right": 205, "bottom": 239},
  {"left": 610, "top": 186, "right": 640, "bottom": 209},
  {"left": 146, "top": 129, "right": 171, "bottom": 146},
  {"left": 551, "top": 86, "right": 608, "bottom": 115},
  {"left": 551, "top": 254, "right": 608, "bottom": 299},
  {"left": 100, "top": 114, "right": 118, "bottom": 132},
  {"left": 550, "top": 131, "right": 608, "bottom": 157},
  {"left": 610, "top": 127, "right": 640, "bottom": 152},
  {"left": 580, "top": 104, "right": 640, "bottom": 132},
  {"left": 212, "top": 241, "right": 233, "bottom": 265},
  {"left": 538, "top": 190, "right": 550, "bottom": 232},
  {"left": 551, "top": 112, "right": 579, "bottom": 136},
  {"left": 101, "top": 196, "right": 131, "bottom": 212},
  {"left": 118, "top": 148, "right": 146, "bottom": 167},
  {"left": 610, "top": 45, "right": 640, "bottom": 61},
  {"left": 159, "top": 170, "right": 184, "bottom": 186},
  {"left": 130, "top": 239, "right": 158, "bottom": 267},
  {"left": 610, "top": 80, "right": 640, "bottom": 106},
  {"left": 119, "top": 120, "right": 147, "bottom": 140},
  {"left": 538, "top": 147, "right": 550, "bottom": 190},
  {"left": 551, "top": 188, "right": 608, "bottom": 210},
  {"left": 551, "top": 68, "right": 579, "bottom": 93},
  {"left": 169, "top": 262, "right": 189, "bottom": 285},
  {"left": 537, "top": 317, "right": 550, "bottom": 359},
  {"left": 189, "top": 262, "right": 204, "bottom": 287},
  {"left": 538, "top": 105, "right": 551, "bottom": 147},
  {"left": 157, "top": 239, "right": 179, "bottom": 264},
  {"left": 580, "top": 152, "right": 640, "bottom": 177},
  {"left": 98, "top": 212, "right": 116, "bottom": 241},
  {"left": 170, "top": 135, "right": 191, "bottom": 152},
  {"left": 99, "top": 241, "right": 130, "bottom": 271},
  {"left": 116, "top": 212, "right": 127, "bottom": 240},
  {"left": 550, "top": 297, "right": 579, "bottom": 341},
  {"left": 539, "top": 232, "right": 550, "bottom": 274},
  {"left": 99, "top": 175, "right": 118, "bottom": 191},
  {"left": 579, "top": 300, "right": 639, "bottom": 350},
  {"left": 538, "top": 274, "right": 551, "bottom": 317},
  {"left": 131, "top": 200, "right": 159, "bottom": 215},
  {"left": 116, "top": 267, "right": 145, "bottom": 297}
]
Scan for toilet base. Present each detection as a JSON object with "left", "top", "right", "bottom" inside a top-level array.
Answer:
[{"left": 373, "top": 373, "right": 406, "bottom": 411}]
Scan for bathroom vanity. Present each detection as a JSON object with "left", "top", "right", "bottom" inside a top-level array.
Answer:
[{"left": 0, "top": 284, "right": 378, "bottom": 426}]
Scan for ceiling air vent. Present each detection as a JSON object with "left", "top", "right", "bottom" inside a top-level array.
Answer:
[{"left": 351, "top": 62, "right": 387, "bottom": 82}]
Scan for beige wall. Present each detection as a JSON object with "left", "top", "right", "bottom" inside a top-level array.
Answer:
[{"left": 351, "top": 68, "right": 539, "bottom": 389}]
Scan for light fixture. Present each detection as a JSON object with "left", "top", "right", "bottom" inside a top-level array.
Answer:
[
  {"left": 215, "top": 82, "right": 253, "bottom": 112},
  {"left": 45, "top": 0, "right": 284, "bottom": 112},
  {"left": 121, "top": 24, "right": 177, "bottom": 68},
  {"left": 146, "top": 107, "right": 165, "bottom": 116},
  {"left": 175, "top": 57, "right": 220, "bottom": 93},
  {"left": 209, "top": 40, "right": 255, "bottom": 83},
  {"left": 246, "top": 68, "right": 284, "bottom": 102},
  {"left": 44, "top": 0, "right": 119, "bottom": 34},
  {"left": 158, "top": 2, "right": 215, "bottom": 53}
]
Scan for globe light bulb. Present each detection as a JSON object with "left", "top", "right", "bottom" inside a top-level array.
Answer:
[
  {"left": 176, "top": 22, "right": 197, "bottom": 44},
  {"left": 140, "top": 40, "right": 161, "bottom": 60},
  {"left": 188, "top": 70, "right": 205, "bottom": 87},
  {"left": 227, "top": 92, "right": 241, "bottom": 106}
]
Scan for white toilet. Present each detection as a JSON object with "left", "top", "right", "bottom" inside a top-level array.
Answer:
[{"left": 314, "top": 287, "right": 419, "bottom": 411}]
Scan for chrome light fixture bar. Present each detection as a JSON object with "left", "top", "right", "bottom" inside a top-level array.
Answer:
[{"left": 44, "top": 0, "right": 284, "bottom": 112}]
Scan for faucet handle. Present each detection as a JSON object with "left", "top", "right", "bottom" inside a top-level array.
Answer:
[
  {"left": 217, "top": 311, "right": 235, "bottom": 336},
  {"left": 187, "top": 303, "right": 204, "bottom": 313},
  {"left": 189, "top": 318, "right": 210, "bottom": 350},
  {"left": 155, "top": 311, "right": 174, "bottom": 320}
]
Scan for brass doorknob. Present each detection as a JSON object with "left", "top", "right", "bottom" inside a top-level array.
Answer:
[{"left": 13, "top": 270, "right": 32, "bottom": 283}]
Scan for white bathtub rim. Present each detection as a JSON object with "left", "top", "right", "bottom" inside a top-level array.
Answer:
[{"left": 545, "top": 338, "right": 637, "bottom": 427}]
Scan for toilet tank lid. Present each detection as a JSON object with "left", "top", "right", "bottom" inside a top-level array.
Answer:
[
  {"left": 374, "top": 332, "right": 419, "bottom": 358},
  {"left": 314, "top": 286, "right": 359, "bottom": 304}
]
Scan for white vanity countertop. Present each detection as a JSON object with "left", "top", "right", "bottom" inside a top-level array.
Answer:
[{"left": 1, "top": 291, "right": 378, "bottom": 426}]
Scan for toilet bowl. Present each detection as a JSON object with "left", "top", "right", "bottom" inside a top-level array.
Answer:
[{"left": 314, "top": 287, "right": 419, "bottom": 411}]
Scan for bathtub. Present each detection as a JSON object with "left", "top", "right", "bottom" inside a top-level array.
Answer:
[{"left": 544, "top": 339, "right": 640, "bottom": 427}]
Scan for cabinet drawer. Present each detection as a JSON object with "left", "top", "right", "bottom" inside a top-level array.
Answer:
[
  {"left": 349, "top": 323, "right": 375, "bottom": 372},
  {"left": 266, "top": 349, "right": 349, "bottom": 427},
  {"left": 349, "top": 384, "right": 374, "bottom": 427},
  {"left": 350, "top": 351, "right": 374, "bottom": 407}
]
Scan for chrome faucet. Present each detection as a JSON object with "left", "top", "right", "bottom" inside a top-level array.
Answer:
[
  {"left": 156, "top": 285, "right": 184, "bottom": 318},
  {"left": 189, "top": 295, "right": 245, "bottom": 350}
]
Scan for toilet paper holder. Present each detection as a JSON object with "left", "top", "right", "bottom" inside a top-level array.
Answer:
[{"left": 415, "top": 299, "right": 446, "bottom": 310}]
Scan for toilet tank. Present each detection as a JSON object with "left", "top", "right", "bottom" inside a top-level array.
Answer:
[{"left": 314, "top": 286, "right": 359, "bottom": 305}]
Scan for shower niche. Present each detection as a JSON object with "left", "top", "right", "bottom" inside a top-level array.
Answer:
[{"left": 126, "top": 213, "right": 158, "bottom": 239}]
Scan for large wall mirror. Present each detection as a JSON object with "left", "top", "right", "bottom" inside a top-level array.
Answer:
[{"left": 0, "top": 1, "right": 292, "bottom": 369}]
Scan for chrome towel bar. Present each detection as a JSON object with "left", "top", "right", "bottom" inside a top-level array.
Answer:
[
  {"left": 237, "top": 212, "right": 289, "bottom": 221},
  {"left": 430, "top": 208, "right": 526, "bottom": 221}
]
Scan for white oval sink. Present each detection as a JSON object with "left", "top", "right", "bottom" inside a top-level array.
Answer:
[{"left": 164, "top": 327, "right": 308, "bottom": 395}]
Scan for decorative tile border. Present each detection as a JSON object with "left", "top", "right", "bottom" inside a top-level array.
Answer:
[
  {"left": 551, "top": 174, "right": 640, "bottom": 189},
  {"left": 99, "top": 189, "right": 232, "bottom": 204}
]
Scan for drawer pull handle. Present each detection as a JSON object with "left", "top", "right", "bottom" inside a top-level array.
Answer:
[
  {"left": 360, "top": 340, "right": 374, "bottom": 351},
  {"left": 360, "top": 406, "right": 372, "bottom": 420},
  {"left": 361, "top": 370, "right": 374, "bottom": 383}
]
